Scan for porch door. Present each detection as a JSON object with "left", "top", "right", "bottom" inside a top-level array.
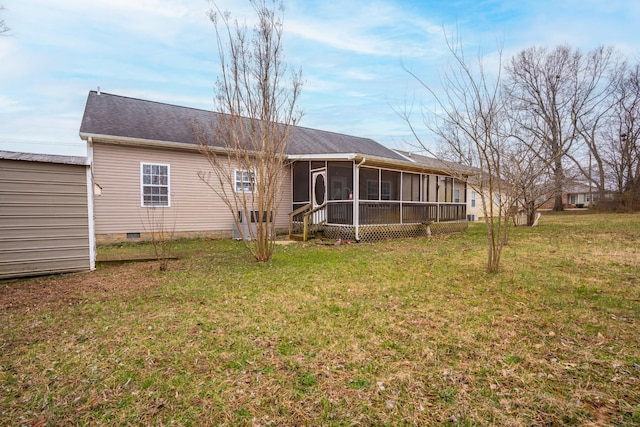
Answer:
[{"left": 312, "top": 170, "right": 327, "bottom": 224}]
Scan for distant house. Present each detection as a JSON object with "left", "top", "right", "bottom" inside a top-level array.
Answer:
[
  {"left": 539, "top": 184, "right": 606, "bottom": 209},
  {"left": 79, "top": 91, "right": 468, "bottom": 243},
  {"left": 0, "top": 151, "right": 95, "bottom": 279}
]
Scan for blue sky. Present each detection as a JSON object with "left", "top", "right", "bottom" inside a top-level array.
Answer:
[{"left": 1, "top": 0, "right": 640, "bottom": 156}]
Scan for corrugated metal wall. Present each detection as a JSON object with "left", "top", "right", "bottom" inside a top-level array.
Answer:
[{"left": 0, "top": 158, "right": 91, "bottom": 279}]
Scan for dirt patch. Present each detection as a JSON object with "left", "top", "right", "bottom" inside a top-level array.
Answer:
[
  {"left": 273, "top": 240, "right": 299, "bottom": 245},
  {"left": 0, "top": 260, "right": 166, "bottom": 312}
]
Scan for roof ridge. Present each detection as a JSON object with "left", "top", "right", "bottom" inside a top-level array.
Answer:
[
  {"left": 89, "top": 90, "right": 215, "bottom": 115},
  {"left": 89, "top": 90, "right": 383, "bottom": 144}
]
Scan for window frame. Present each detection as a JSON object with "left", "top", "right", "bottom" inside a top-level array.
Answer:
[
  {"left": 234, "top": 169, "right": 256, "bottom": 194},
  {"left": 366, "top": 179, "right": 379, "bottom": 200},
  {"left": 380, "top": 180, "right": 392, "bottom": 200},
  {"left": 140, "top": 162, "right": 171, "bottom": 208}
]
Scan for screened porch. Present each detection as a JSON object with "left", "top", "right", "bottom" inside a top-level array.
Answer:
[{"left": 289, "top": 160, "right": 467, "bottom": 241}]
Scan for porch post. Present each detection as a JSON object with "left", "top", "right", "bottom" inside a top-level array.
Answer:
[
  {"left": 353, "top": 159, "right": 360, "bottom": 241},
  {"left": 399, "top": 171, "right": 403, "bottom": 225}
]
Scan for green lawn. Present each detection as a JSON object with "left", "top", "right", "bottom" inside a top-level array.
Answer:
[{"left": 1, "top": 213, "right": 639, "bottom": 426}]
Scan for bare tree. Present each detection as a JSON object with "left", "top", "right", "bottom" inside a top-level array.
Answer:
[
  {"left": 143, "top": 207, "right": 177, "bottom": 271},
  {"left": 196, "top": 0, "right": 303, "bottom": 262},
  {"left": 503, "top": 143, "right": 554, "bottom": 226},
  {"left": 0, "top": 6, "right": 9, "bottom": 35},
  {"left": 601, "top": 62, "right": 640, "bottom": 210},
  {"left": 568, "top": 46, "right": 622, "bottom": 204},
  {"left": 505, "top": 45, "right": 589, "bottom": 211},
  {"left": 399, "top": 36, "right": 521, "bottom": 273}
]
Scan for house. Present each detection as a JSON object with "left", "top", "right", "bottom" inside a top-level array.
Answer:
[
  {"left": 539, "top": 183, "right": 604, "bottom": 209},
  {"left": 0, "top": 150, "right": 95, "bottom": 279},
  {"left": 79, "top": 91, "right": 467, "bottom": 243}
]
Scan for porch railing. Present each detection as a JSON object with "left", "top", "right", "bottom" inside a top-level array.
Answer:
[
  {"left": 290, "top": 201, "right": 467, "bottom": 239},
  {"left": 359, "top": 201, "right": 466, "bottom": 225},
  {"left": 288, "top": 202, "right": 327, "bottom": 241}
]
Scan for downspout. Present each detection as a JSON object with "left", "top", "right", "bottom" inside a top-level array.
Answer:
[
  {"left": 399, "top": 171, "right": 403, "bottom": 225},
  {"left": 86, "top": 136, "right": 96, "bottom": 271},
  {"left": 436, "top": 175, "right": 440, "bottom": 223},
  {"left": 354, "top": 157, "right": 366, "bottom": 242}
]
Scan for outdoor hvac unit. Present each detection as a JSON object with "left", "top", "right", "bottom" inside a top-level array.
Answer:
[
  {"left": 467, "top": 214, "right": 476, "bottom": 222},
  {"left": 232, "top": 210, "right": 273, "bottom": 240}
]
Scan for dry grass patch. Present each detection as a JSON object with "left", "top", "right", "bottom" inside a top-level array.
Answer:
[{"left": 1, "top": 214, "right": 639, "bottom": 426}]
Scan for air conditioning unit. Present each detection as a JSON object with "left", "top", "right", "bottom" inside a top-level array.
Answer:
[
  {"left": 232, "top": 210, "right": 273, "bottom": 240},
  {"left": 466, "top": 214, "right": 476, "bottom": 221}
]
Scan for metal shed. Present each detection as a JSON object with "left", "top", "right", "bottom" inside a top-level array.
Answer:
[{"left": 0, "top": 150, "right": 95, "bottom": 279}]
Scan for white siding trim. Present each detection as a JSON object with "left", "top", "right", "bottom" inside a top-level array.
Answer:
[{"left": 86, "top": 139, "right": 96, "bottom": 270}]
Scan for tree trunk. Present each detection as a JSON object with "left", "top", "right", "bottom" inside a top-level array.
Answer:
[
  {"left": 553, "top": 158, "right": 565, "bottom": 211},
  {"left": 526, "top": 201, "right": 536, "bottom": 226}
]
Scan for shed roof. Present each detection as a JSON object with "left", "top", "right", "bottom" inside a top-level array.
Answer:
[
  {"left": 0, "top": 150, "right": 89, "bottom": 166},
  {"left": 79, "top": 91, "right": 406, "bottom": 161}
]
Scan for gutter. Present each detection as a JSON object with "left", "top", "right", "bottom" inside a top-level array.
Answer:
[
  {"left": 79, "top": 132, "right": 228, "bottom": 155},
  {"left": 80, "top": 134, "right": 453, "bottom": 176},
  {"left": 86, "top": 136, "right": 96, "bottom": 271},
  {"left": 353, "top": 157, "right": 366, "bottom": 242}
]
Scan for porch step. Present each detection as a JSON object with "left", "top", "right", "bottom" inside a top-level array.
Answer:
[{"left": 289, "top": 231, "right": 323, "bottom": 241}]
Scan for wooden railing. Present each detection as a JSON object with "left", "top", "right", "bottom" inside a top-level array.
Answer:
[
  {"left": 288, "top": 202, "right": 327, "bottom": 241},
  {"left": 359, "top": 201, "right": 466, "bottom": 224},
  {"left": 290, "top": 201, "right": 467, "bottom": 240}
]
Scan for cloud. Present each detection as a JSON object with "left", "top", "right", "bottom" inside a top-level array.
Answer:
[
  {"left": 0, "top": 95, "right": 30, "bottom": 114},
  {"left": 285, "top": 0, "right": 444, "bottom": 59},
  {"left": 3, "top": 0, "right": 640, "bottom": 158}
]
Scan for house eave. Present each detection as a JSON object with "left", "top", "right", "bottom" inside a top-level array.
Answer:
[
  {"left": 288, "top": 152, "right": 461, "bottom": 176},
  {"left": 79, "top": 132, "right": 227, "bottom": 154},
  {"left": 286, "top": 153, "right": 358, "bottom": 161}
]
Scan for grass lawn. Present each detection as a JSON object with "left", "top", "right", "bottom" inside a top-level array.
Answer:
[{"left": 1, "top": 212, "right": 639, "bottom": 426}]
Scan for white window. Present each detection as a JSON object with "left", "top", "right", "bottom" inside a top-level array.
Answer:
[
  {"left": 141, "top": 163, "right": 170, "bottom": 207},
  {"left": 454, "top": 189, "right": 460, "bottom": 203},
  {"left": 235, "top": 169, "right": 255, "bottom": 193},
  {"left": 471, "top": 191, "right": 476, "bottom": 208}
]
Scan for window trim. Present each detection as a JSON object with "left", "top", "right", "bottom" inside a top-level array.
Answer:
[{"left": 140, "top": 162, "right": 171, "bottom": 208}]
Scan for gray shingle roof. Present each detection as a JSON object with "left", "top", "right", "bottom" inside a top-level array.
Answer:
[
  {"left": 0, "top": 150, "right": 88, "bottom": 166},
  {"left": 395, "top": 150, "right": 473, "bottom": 176},
  {"left": 79, "top": 91, "right": 405, "bottom": 161}
]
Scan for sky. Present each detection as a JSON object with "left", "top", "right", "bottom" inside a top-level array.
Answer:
[{"left": 1, "top": 0, "right": 640, "bottom": 157}]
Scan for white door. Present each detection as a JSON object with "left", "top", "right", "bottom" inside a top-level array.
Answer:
[{"left": 312, "top": 170, "right": 327, "bottom": 224}]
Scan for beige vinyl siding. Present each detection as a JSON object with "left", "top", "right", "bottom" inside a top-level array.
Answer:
[
  {"left": 92, "top": 142, "right": 292, "bottom": 238},
  {"left": 453, "top": 179, "right": 466, "bottom": 203},
  {"left": 0, "top": 159, "right": 91, "bottom": 279}
]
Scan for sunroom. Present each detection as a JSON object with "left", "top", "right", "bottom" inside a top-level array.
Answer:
[{"left": 288, "top": 155, "right": 467, "bottom": 242}]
